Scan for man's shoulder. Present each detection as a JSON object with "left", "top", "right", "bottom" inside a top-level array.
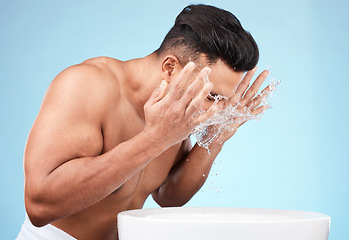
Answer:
[
  {"left": 53, "top": 57, "right": 123, "bottom": 101},
  {"left": 42, "top": 57, "right": 125, "bottom": 121},
  {"left": 80, "top": 56, "right": 122, "bottom": 72},
  {"left": 68, "top": 56, "right": 122, "bottom": 87}
]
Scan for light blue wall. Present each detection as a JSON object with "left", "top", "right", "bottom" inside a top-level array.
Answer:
[{"left": 1, "top": 0, "right": 348, "bottom": 239}]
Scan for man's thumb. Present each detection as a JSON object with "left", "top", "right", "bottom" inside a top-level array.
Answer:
[{"left": 147, "top": 80, "right": 168, "bottom": 105}]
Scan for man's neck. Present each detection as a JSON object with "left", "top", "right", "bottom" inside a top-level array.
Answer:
[{"left": 123, "top": 53, "right": 162, "bottom": 120}]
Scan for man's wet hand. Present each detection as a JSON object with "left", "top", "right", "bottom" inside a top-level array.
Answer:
[{"left": 143, "top": 62, "right": 218, "bottom": 148}]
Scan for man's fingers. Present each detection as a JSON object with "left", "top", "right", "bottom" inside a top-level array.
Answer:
[
  {"left": 226, "top": 93, "right": 240, "bottom": 108},
  {"left": 180, "top": 67, "right": 211, "bottom": 106},
  {"left": 194, "top": 101, "right": 220, "bottom": 124},
  {"left": 251, "top": 105, "right": 269, "bottom": 115},
  {"left": 226, "top": 66, "right": 257, "bottom": 107},
  {"left": 247, "top": 85, "right": 271, "bottom": 109},
  {"left": 235, "top": 66, "right": 257, "bottom": 96},
  {"left": 145, "top": 80, "right": 168, "bottom": 107},
  {"left": 185, "top": 81, "right": 213, "bottom": 118},
  {"left": 241, "top": 70, "right": 269, "bottom": 104},
  {"left": 168, "top": 62, "right": 196, "bottom": 99}
]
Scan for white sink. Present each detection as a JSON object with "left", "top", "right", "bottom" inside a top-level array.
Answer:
[{"left": 118, "top": 207, "right": 330, "bottom": 240}]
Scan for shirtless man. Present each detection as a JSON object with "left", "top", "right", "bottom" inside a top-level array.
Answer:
[{"left": 17, "top": 4, "right": 270, "bottom": 240}]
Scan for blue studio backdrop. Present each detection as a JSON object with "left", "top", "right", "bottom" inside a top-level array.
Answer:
[{"left": 1, "top": 0, "right": 348, "bottom": 239}]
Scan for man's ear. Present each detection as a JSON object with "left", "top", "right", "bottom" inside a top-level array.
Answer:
[{"left": 161, "top": 55, "right": 182, "bottom": 83}]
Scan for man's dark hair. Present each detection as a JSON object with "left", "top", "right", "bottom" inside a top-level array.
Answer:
[{"left": 156, "top": 4, "right": 259, "bottom": 72}]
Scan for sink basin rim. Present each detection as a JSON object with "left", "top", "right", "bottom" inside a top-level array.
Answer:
[{"left": 118, "top": 207, "right": 330, "bottom": 224}]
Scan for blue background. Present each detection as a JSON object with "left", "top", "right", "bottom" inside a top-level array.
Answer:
[{"left": 1, "top": 0, "right": 348, "bottom": 239}]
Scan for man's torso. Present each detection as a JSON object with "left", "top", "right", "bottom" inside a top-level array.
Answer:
[{"left": 51, "top": 57, "right": 188, "bottom": 239}]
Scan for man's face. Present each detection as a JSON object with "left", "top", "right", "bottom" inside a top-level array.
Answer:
[{"left": 200, "top": 59, "right": 245, "bottom": 111}]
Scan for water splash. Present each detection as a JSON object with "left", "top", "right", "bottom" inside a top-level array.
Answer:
[{"left": 192, "top": 76, "right": 280, "bottom": 151}]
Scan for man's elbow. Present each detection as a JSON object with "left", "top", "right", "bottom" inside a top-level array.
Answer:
[
  {"left": 162, "top": 199, "right": 189, "bottom": 208},
  {"left": 157, "top": 199, "right": 188, "bottom": 208},
  {"left": 152, "top": 190, "right": 189, "bottom": 208},
  {"left": 25, "top": 203, "right": 52, "bottom": 227},
  {"left": 25, "top": 188, "right": 56, "bottom": 227}
]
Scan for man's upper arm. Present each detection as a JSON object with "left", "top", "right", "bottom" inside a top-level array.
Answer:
[{"left": 24, "top": 64, "right": 112, "bottom": 179}]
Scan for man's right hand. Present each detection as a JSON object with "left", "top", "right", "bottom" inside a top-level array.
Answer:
[{"left": 143, "top": 62, "right": 218, "bottom": 148}]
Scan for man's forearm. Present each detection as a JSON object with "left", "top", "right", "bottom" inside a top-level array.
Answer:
[
  {"left": 153, "top": 142, "right": 223, "bottom": 207},
  {"left": 25, "top": 130, "right": 167, "bottom": 227}
]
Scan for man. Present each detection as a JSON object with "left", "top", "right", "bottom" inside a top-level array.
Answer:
[{"left": 17, "top": 4, "right": 270, "bottom": 240}]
